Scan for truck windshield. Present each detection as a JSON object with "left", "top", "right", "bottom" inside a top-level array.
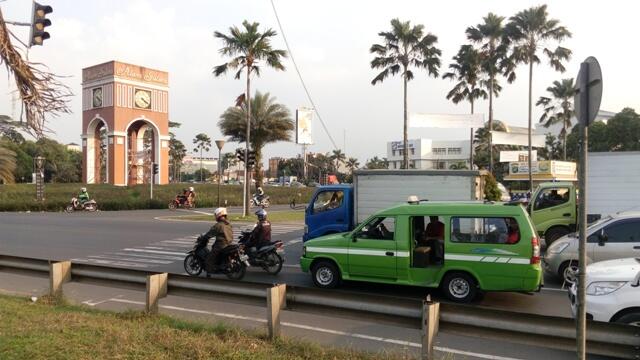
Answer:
[{"left": 312, "top": 190, "right": 344, "bottom": 214}]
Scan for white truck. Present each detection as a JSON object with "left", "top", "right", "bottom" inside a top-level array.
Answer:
[{"left": 587, "top": 152, "right": 640, "bottom": 216}]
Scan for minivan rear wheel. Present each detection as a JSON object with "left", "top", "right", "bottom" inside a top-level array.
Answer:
[{"left": 442, "top": 272, "right": 477, "bottom": 303}]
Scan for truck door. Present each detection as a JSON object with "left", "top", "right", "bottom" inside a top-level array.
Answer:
[
  {"left": 531, "top": 186, "right": 574, "bottom": 234},
  {"left": 349, "top": 216, "right": 397, "bottom": 279},
  {"left": 305, "top": 189, "right": 348, "bottom": 241},
  {"left": 590, "top": 219, "right": 640, "bottom": 262}
]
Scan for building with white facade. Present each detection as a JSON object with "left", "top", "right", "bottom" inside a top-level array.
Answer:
[
  {"left": 182, "top": 155, "right": 218, "bottom": 174},
  {"left": 386, "top": 139, "right": 471, "bottom": 170}
]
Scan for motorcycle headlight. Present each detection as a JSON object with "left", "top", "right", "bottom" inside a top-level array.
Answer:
[
  {"left": 586, "top": 281, "right": 626, "bottom": 296},
  {"left": 548, "top": 242, "right": 569, "bottom": 254}
]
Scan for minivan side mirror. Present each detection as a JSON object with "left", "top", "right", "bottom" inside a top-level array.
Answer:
[{"left": 597, "top": 229, "right": 608, "bottom": 246}]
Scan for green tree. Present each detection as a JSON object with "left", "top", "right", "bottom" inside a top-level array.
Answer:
[
  {"left": 214, "top": 20, "right": 287, "bottom": 204},
  {"left": 218, "top": 91, "right": 294, "bottom": 187},
  {"left": 193, "top": 133, "right": 211, "bottom": 182},
  {"left": 365, "top": 156, "right": 389, "bottom": 169},
  {"left": 370, "top": 18, "right": 441, "bottom": 170},
  {"left": 449, "top": 162, "right": 469, "bottom": 170},
  {"left": 605, "top": 108, "right": 640, "bottom": 151},
  {"left": 330, "top": 149, "right": 347, "bottom": 173},
  {"left": 168, "top": 121, "right": 186, "bottom": 182},
  {"left": 346, "top": 157, "right": 360, "bottom": 172},
  {"left": 466, "top": 13, "right": 511, "bottom": 171},
  {"left": 484, "top": 172, "right": 502, "bottom": 201},
  {"left": 505, "top": 5, "right": 572, "bottom": 190},
  {"left": 443, "top": 44, "right": 488, "bottom": 168},
  {"left": 538, "top": 133, "right": 563, "bottom": 160},
  {"left": 536, "top": 78, "right": 575, "bottom": 160}
]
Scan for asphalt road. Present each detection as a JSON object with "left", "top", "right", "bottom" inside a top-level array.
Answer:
[{"left": 0, "top": 208, "right": 573, "bottom": 318}]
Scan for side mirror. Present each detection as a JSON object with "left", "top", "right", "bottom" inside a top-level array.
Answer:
[
  {"left": 597, "top": 229, "right": 608, "bottom": 246},
  {"left": 352, "top": 233, "right": 358, "bottom": 242},
  {"left": 632, "top": 270, "right": 640, "bottom": 287}
]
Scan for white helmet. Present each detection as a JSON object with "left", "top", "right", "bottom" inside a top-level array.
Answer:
[
  {"left": 80, "top": 187, "right": 87, "bottom": 192},
  {"left": 214, "top": 207, "right": 227, "bottom": 217},
  {"left": 189, "top": 186, "right": 194, "bottom": 192}
]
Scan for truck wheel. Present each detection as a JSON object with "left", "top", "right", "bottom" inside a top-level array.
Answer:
[
  {"left": 441, "top": 272, "right": 477, "bottom": 303},
  {"left": 312, "top": 261, "right": 340, "bottom": 289},
  {"left": 544, "top": 227, "right": 570, "bottom": 247},
  {"left": 615, "top": 312, "right": 640, "bottom": 327}
]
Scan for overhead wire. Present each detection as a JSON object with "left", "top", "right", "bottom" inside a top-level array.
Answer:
[{"left": 269, "top": 0, "right": 339, "bottom": 151}]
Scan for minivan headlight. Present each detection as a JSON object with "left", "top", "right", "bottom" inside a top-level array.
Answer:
[
  {"left": 586, "top": 281, "right": 626, "bottom": 296},
  {"left": 548, "top": 242, "right": 569, "bottom": 254}
]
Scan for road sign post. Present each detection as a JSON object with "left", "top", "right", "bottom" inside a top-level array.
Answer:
[
  {"left": 574, "top": 56, "right": 602, "bottom": 360},
  {"left": 215, "top": 140, "right": 225, "bottom": 207},
  {"left": 33, "top": 156, "right": 45, "bottom": 201}
]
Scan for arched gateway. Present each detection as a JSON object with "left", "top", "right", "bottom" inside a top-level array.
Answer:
[{"left": 81, "top": 61, "right": 170, "bottom": 185}]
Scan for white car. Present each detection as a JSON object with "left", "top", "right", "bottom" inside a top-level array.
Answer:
[{"left": 569, "top": 257, "right": 640, "bottom": 326}]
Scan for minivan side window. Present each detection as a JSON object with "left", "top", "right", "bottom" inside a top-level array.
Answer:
[
  {"left": 357, "top": 216, "right": 395, "bottom": 240},
  {"left": 312, "top": 191, "right": 344, "bottom": 214},
  {"left": 451, "top": 217, "right": 520, "bottom": 244},
  {"left": 534, "top": 188, "right": 570, "bottom": 210}
]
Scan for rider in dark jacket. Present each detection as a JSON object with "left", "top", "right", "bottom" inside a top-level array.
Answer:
[
  {"left": 201, "top": 207, "right": 233, "bottom": 271},
  {"left": 246, "top": 208, "right": 271, "bottom": 249}
]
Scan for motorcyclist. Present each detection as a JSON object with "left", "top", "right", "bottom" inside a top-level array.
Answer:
[
  {"left": 78, "top": 187, "right": 90, "bottom": 206},
  {"left": 254, "top": 186, "right": 265, "bottom": 203},
  {"left": 246, "top": 208, "right": 272, "bottom": 249},
  {"left": 201, "top": 207, "right": 233, "bottom": 271},
  {"left": 177, "top": 188, "right": 189, "bottom": 205},
  {"left": 186, "top": 186, "right": 196, "bottom": 207}
]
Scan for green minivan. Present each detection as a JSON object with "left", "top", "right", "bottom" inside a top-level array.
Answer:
[{"left": 300, "top": 201, "right": 543, "bottom": 302}]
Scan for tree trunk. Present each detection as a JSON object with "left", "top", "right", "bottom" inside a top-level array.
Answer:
[
  {"left": 403, "top": 71, "right": 409, "bottom": 170},
  {"left": 563, "top": 119, "right": 567, "bottom": 161},
  {"left": 470, "top": 99, "right": 474, "bottom": 169},
  {"left": 200, "top": 147, "right": 203, "bottom": 182},
  {"left": 488, "top": 74, "right": 494, "bottom": 173},
  {"left": 243, "top": 67, "right": 251, "bottom": 217},
  {"left": 255, "top": 146, "right": 263, "bottom": 187},
  {"left": 528, "top": 61, "right": 534, "bottom": 193}
]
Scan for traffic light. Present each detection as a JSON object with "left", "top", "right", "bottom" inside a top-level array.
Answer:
[
  {"left": 235, "top": 148, "right": 245, "bottom": 163},
  {"left": 247, "top": 150, "right": 256, "bottom": 168},
  {"left": 152, "top": 163, "right": 159, "bottom": 175},
  {"left": 30, "top": 2, "right": 53, "bottom": 47}
]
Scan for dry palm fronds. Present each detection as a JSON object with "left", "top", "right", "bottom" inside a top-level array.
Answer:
[
  {"left": 0, "top": 142, "right": 16, "bottom": 183},
  {"left": 0, "top": 7, "right": 72, "bottom": 138}
]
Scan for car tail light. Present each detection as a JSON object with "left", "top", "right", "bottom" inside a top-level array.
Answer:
[{"left": 531, "top": 236, "right": 540, "bottom": 264}]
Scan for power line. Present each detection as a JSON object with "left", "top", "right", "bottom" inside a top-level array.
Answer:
[{"left": 269, "top": 0, "right": 339, "bottom": 151}]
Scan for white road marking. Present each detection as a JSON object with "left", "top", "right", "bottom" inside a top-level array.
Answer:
[
  {"left": 87, "top": 255, "right": 173, "bottom": 265},
  {"left": 541, "top": 287, "right": 567, "bottom": 292},
  {"left": 110, "top": 252, "right": 184, "bottom": 261},
  {"left": 87, "top": 298, "right": 524, "bottom": 360},
  {"left": 122, "top": 248, "right": 186, "bottom": 256}
]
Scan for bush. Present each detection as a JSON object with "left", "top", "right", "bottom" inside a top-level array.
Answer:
[
  {"left": 0, "top": 183, "right": 314, "bottom": 212},
  {"left": 484, "top": 173, "right": 502, "bottom": 201}
]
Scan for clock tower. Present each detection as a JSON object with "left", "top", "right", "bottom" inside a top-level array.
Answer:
[{"left": 81, "top": 61, "right": 170, "bottom": 186}]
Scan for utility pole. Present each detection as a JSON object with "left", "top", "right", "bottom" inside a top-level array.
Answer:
[{"left": 215, "top": 140, "right": 225, "bottom": 207}]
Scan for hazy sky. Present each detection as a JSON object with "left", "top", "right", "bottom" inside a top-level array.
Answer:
[{"left": 1, "top": 0, "right": 637, "bottom": 164}]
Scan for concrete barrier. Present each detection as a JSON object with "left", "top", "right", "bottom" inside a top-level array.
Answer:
[
  {"left": 49, "top": 261, "right": 71, "bottom": 297},
  {"left": 267, "top": 284, "right": 287, "bottom": 339},
  {"left": 421, "top": 296, "right": 440, "bottom": 360},
  {"left": 146, "top": 273, "right": 168, "bottom": 314}
]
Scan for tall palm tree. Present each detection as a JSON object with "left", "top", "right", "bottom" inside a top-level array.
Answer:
[
  {"left": 466, "top": 12, "right": 510, "bottom": 173},
  {"left": 443, "top": 44, "right": 488, "bottom": 168},
  {"left": 346, "top": 157, "right": 360, "bottom": 173},
  {"left": 193, "top": 133, "right": 211, "bottom": 182},
  {"left": 214, "top": 20, "right": 287, "bottom": 214},
  {"left": 330, "top": 149, "right": 347, "bottom": 173},
  {"left": 370, "top": 18, "right": 441, "bottom": 169},
  {"left": 505, "top": 5, "right": 572, "bottom": 191},
  {"left": 536, "top": 78, "right": 575, "bottom": 160},
  {"left": 219, "top": 91, "right": 294, "bottom": 187}
]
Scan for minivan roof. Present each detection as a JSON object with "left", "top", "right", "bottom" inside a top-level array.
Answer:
[{"left": 376, "top": 202, "right": 527, "bottom": 217}]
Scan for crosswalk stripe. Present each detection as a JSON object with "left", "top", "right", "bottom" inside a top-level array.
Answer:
[
  {"left": 122, "top": 248, "right": 186, "bottom": 256},
  {"left": 87, "top": 255, "right": 173, "bottom": 264}
]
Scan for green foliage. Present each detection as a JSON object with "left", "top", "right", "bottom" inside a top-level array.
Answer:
[
  {"left": 537, "top": 78, "right": 575, "bottom": 160},
  {"left": 443, "top": 44, "right": 487, "bottom": 112},
  {"left": 538, "top": 133, "right": 562, "bottom": 160},
  {"left": 484, "top": 172, "right": 502, "bottom": 201},
  {"left": 365, "top": 156, "right": 389, "bottom": 169}
]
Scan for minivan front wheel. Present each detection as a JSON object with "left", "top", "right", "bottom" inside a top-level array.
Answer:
[
  {"left": 442, "top": 272, "right": 477, "bottom": 303},
  {"left": 311, "top": 261, "right": 341, "bottom": 289}
]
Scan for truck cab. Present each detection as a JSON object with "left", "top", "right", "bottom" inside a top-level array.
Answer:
[
  {"left": 303, "top": 185, "right": 354, "bottom": 242},
  {"left": 529, "top": 182, "right": 577, "bottom": 245}
]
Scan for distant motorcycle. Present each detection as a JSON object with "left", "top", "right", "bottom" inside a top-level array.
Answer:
[
  {"left": 168, "top": 195, "right": 195, "bottom": 210},
  {"left": 250, "top": 194, "right": 270, "bottom": 208},
  {"left": 65, "top": 197, "right": 98, "bottom": 212},
  {"left": 183, "top": 235, "right": 250, "bottom": 280},
  {"left": 238, "top": 229, "right": 284, "bottom": 275}
]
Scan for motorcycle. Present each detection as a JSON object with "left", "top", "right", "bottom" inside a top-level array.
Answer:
[
  {"left": 168, "top": 195, "right": 195, "bottom": 210},
  {"left": 65, "top": 197, "right": 98, "bottom": 212},
  {"left": 250, "top": 194, "right": 270, "bottom": 208},
  {"left": 183, "top": 235, "right": 250, "bottom": 280},
  {"left": 238, "top": 229, "right": 284, "bottom": 275}
]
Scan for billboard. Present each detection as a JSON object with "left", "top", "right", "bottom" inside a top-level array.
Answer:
[
  {"left": 492, "top": 131, "right": 546, "bottom": 147},
  {"left": 296, "top": 108, "right": 313, "bottom": 145},
  {"left": 499, "top": 150, "right": 537, "bottom": 162},
  {"left": 506, "top": 160, "right": 577, "bottom": 181}
]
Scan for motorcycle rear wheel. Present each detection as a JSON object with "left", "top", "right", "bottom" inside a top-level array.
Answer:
[
  {"left": 168, "top": 202, "right": 177, "bottom": 210},
  {"left": 226, "top": 262, "right": 246, "bottom": 280},
  {"left": 263, "top": 252, "right": 283, "bottom": 275},
  {"left": 65, "top": 204, "right": 75, "bottom": 213},
  {"left": 184, "top": 254, "right": 202, "bottom": 276}
]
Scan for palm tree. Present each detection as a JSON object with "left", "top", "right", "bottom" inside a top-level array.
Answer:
[
  {"left": 443, "top": 44, "right": 488, "bottom": 168},
  {"left": 330, "top": 149, "right": 347, "bottom": 173},
  {"left": 346, "top": 157, "right": 360, "bottom": 173},
  {"left": 449, "top": 162, "right": 469, "bottom": 170},
  {"left": 536, "top": 78, "right": 575, "bottom": 160},
  {"left": 193, "top": 133, "right": 211, "bottom": 182},
  {"left": 365, "top": 156, "right": 389, "bottom": 170},
  {"left": 505, "top": 5, "right": 572, "bottom": 191},
  {"left": 466, "top": 13, "right": 510, "bottom": 172},
  {"left": 370, "top": 18, "right": 441, "bottom": 169},
  {"left": 213, "top": 21, "right": 287, "bottom": 214},
  {"left": 219, "top": 91, "right": 294, "bottom": 187}
]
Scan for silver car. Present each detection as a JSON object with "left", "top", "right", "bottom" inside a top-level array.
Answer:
[{"left": 543, "top": 211, "right": 640, "bottom": 283}]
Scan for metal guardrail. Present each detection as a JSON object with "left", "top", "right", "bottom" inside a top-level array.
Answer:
[{"left": 0, "top": 254, "right": 637, "bottom": 359}]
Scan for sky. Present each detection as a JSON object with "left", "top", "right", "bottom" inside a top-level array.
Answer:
[{"left": 1, "top": 0, "right": 638, "bottom": 165}]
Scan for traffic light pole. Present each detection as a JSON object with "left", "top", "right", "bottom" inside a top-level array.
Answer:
[{"left": 150, "top": 162, "right": 154, "bottom": 200}]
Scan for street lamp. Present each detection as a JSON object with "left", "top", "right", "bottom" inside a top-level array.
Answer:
[{"left": 215, "top": 140, "right": 225, "bottom": 207}]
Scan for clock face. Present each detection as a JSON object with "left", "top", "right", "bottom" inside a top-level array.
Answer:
[
  {"left": 134, "top": 89, "right": 152, "bottom": 109},
  {"left": 92, "top": 87, "right": 103, "bottom": 108}
]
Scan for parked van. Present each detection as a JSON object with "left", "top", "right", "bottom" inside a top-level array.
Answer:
[{"left": 300, "top": 200, "right": 543, "bottom": 302}]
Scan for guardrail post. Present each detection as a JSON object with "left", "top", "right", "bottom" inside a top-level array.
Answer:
[
  {"left": 267, "top": 284, "right": 286, "bottom": 339},
  {"left": 421, "top": 296, "right": 440, "bottom": 360},
  {"left": 146, "top": 273, "right": 168, "bottom": 314},
  {"left": 49, "top": 261, "right": 71, "bottom": 297}
]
